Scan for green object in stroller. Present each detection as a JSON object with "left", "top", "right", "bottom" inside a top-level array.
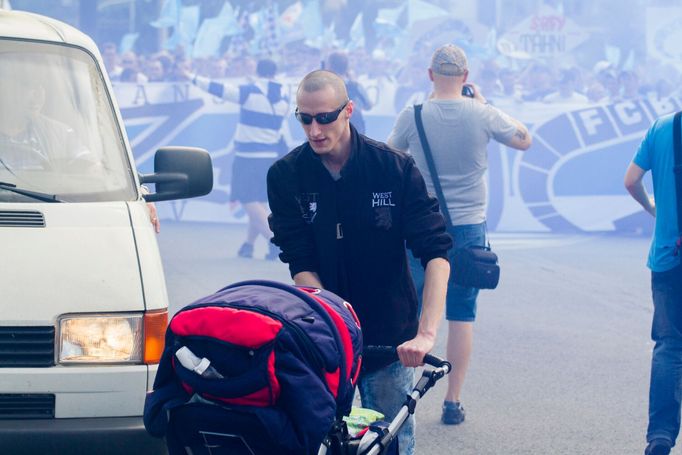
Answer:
[{"left": 318, "top": 346, "right": 451, "bottom": 455}]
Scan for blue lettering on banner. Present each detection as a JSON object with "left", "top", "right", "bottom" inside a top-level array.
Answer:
[
  {"left": 607, "top": 100, "right": 653, "bottom": 136},
  {"left": 133, "top": 84, "right": 149, "bottom": 105},
  {"left": 643, "top": 97, "right": 681, "bottom": 117},
  {"left": 571, "top": 107, "right": 617, "bottom": 146},
  {"left": 519, "top": 97, "right": 674, "bottom": 234}
]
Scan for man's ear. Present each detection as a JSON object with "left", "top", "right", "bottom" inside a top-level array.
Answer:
[
  {"left": 346, "top": 99, "right": 354, "bottom": 118},
  {"left": 428, "top": 68, "right": 434, "bottom": 82},
  {"left": 462, "top": 70, "right": 469, "bottom": 84}
]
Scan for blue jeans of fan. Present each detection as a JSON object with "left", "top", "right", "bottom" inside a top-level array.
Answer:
[
  {"left": 648, "top": 263, "right": 682, "bottom": 446},
  {"left": 409, "top": 222, "right": 487, "bottom": 321},
  {"left": 358, "top": 361, "right": 415, "bottom": 455}
]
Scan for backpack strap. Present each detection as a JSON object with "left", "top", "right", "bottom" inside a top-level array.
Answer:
[
  {"left": 673, "top": 111, "right": 682, "bottom": 254},
  {"left": 413, "top": 104, "right": 453, "bottom": 227}
]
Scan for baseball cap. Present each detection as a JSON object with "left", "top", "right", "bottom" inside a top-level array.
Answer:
[{"left": 430, "top": 44, "right": 468, "bottom": 76}]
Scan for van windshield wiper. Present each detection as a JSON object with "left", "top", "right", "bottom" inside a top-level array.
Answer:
[{"left": 0, "top": 181, "right": 63, "bottom": 203}]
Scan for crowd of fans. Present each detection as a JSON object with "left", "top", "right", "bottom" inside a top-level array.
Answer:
[
  {"left": 476, "top": 59, "right": 682, "bottom": 106},
  {"left": 100, "top": 37, "right": 682, "bottom": 109}
]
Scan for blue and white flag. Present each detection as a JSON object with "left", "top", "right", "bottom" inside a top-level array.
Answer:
[
  {"left": 119, "top": 33, "right": 139, "bottom": 54},
  {"left": 164, "top": 5, "right": 200, "bottom": 53},
  {"left": 280, "top": 1, "right": 305, "bottom": 44},
  {"left": 301, "top": 0, "right": 324, "bottom": 43},
  {"left": 408, "top": 0, "right": 449, "bottom": 26},
  {"left": 193, "top": 1, "right": 241, "bottom": 58},
  {"left": 150, "top": 0, "right": 180, "bottom": 28}
]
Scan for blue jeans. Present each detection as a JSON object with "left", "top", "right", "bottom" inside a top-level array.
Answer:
[
  {"left": 358, "top": 362, "right": 415, "bottom": 455},
  {"left": 648, "top": 263, "right": 682, "bottom": 445},
  {"left": 409, "top": 222, "right": 487, "bottom": 321}
]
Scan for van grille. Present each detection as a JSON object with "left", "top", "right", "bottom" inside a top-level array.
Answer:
[
  {"left": 0, "top": 327, "right": 55, "bottom": 367},
  {"left": 0, "top": 394, "right": 55, "bottom": 419},
  {"left": 0, "top": 210, "right": 45, "bottom": 227}
]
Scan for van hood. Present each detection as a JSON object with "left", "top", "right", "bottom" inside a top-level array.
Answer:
[{"left": 1, "top": 202, "right": 144, "bottom": 325}]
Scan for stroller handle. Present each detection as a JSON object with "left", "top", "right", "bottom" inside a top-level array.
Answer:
[
  {"left": 348, "top": 346, "right": 451, "bottom": 455},
  {"left": 364, "top": 345, "right": 452, "bottom": 372}
]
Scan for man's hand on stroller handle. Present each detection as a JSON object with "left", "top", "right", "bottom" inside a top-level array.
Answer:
[
  {"left": 364, "top": 345, "right": 451, "bottom": 372},
  {"left": 397, "top": 333, "right": 435, "bottom": 367}
]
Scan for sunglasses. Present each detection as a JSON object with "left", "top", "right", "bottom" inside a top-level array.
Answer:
[{"left": 295, "top": 101, "right": 349, "bottom": 125}]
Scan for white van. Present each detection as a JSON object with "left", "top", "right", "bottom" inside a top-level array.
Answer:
[{"left": 0, "top": 10, "right": 212, "bottom": 454}]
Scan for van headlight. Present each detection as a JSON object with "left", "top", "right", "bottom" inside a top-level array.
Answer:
[{"left": 58, "top": 314, "right": 143, "bottom": 363}]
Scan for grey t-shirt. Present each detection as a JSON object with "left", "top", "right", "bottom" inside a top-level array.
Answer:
[{"left": 388, "top": 98, "right": 516, "bottom": 225}]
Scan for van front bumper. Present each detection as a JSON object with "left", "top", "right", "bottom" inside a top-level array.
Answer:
[{"left": 0, "top": 416, "right": 167, "bottom": 455}]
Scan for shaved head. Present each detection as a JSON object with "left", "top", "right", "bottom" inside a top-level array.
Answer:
[
  {"left": 295, "top": 70, "right": 354, "bottom": 166},
  {"left": 297, "top": 70, "right": 348, "bottom": 105}
]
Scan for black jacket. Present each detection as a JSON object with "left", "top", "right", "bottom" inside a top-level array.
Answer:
[{"left": 267, "top": 126, "right": 452, "bottom": 349}]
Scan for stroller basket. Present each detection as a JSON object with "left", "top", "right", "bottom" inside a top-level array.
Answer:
[{"left": 162, "top": 347, "right": 450, "bottom": 455}]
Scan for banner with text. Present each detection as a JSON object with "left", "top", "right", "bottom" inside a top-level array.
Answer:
[{"left": 115, "top": 79, "right": 668, "bottom": 234}]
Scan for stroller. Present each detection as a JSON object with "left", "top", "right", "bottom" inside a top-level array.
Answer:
[{"left": 144, "top": 280, "right": 450, "bottom": 455}]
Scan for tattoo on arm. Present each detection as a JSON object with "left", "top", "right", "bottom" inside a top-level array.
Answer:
[{"left": 514, "top": 128, "right": 527, "bottom": 141}]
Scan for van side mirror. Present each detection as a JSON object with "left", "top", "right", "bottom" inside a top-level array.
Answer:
[{"left": 139, "top": 147, "right": 213, "bottom": 202}]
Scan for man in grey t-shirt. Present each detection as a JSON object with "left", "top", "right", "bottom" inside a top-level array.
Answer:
[{"left": 388, "top": 44, "right": 531, "bottom": 426}]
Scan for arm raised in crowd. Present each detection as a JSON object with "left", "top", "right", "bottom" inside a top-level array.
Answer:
[
  {"left": 469, "top": 83, "right": 532, "bottom": 151},
  {"left": 189, "top": 72, "right": 240, "bottom": 103}
]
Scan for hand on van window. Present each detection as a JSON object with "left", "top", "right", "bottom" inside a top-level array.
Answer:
[
  {"left": 140, "top": 185, "right": 160, "bottom": 233},
  {"left": 147, "top": 202, "right": 161, "bottom": 234}
]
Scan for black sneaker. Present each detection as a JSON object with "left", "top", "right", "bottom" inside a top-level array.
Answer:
[
  {"left": 645, "top": 439, "right": 672, "bottom": 455},
  {"left": 237, "top": 242, "right": 254, "bottom": 258},
  {"left": 441, "top": 401, "right": 465, "bottom": 425}
]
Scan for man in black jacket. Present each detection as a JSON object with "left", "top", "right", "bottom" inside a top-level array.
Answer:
[{"left": 267, "top": 70, "right": 451, "bottom": 455}]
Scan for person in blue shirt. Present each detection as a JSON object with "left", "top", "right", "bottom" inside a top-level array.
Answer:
[{"left": 625, "top": 112, "right": 682, "bottom": 455}]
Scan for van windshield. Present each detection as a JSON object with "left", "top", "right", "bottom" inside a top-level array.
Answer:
[{"left": 0, "top": 39, "right": 137, "bottom": 202}]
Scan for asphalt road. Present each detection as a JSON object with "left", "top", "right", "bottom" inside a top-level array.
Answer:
[{"left": 158, "top": 221, "right": 655, "bottom": 455}]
